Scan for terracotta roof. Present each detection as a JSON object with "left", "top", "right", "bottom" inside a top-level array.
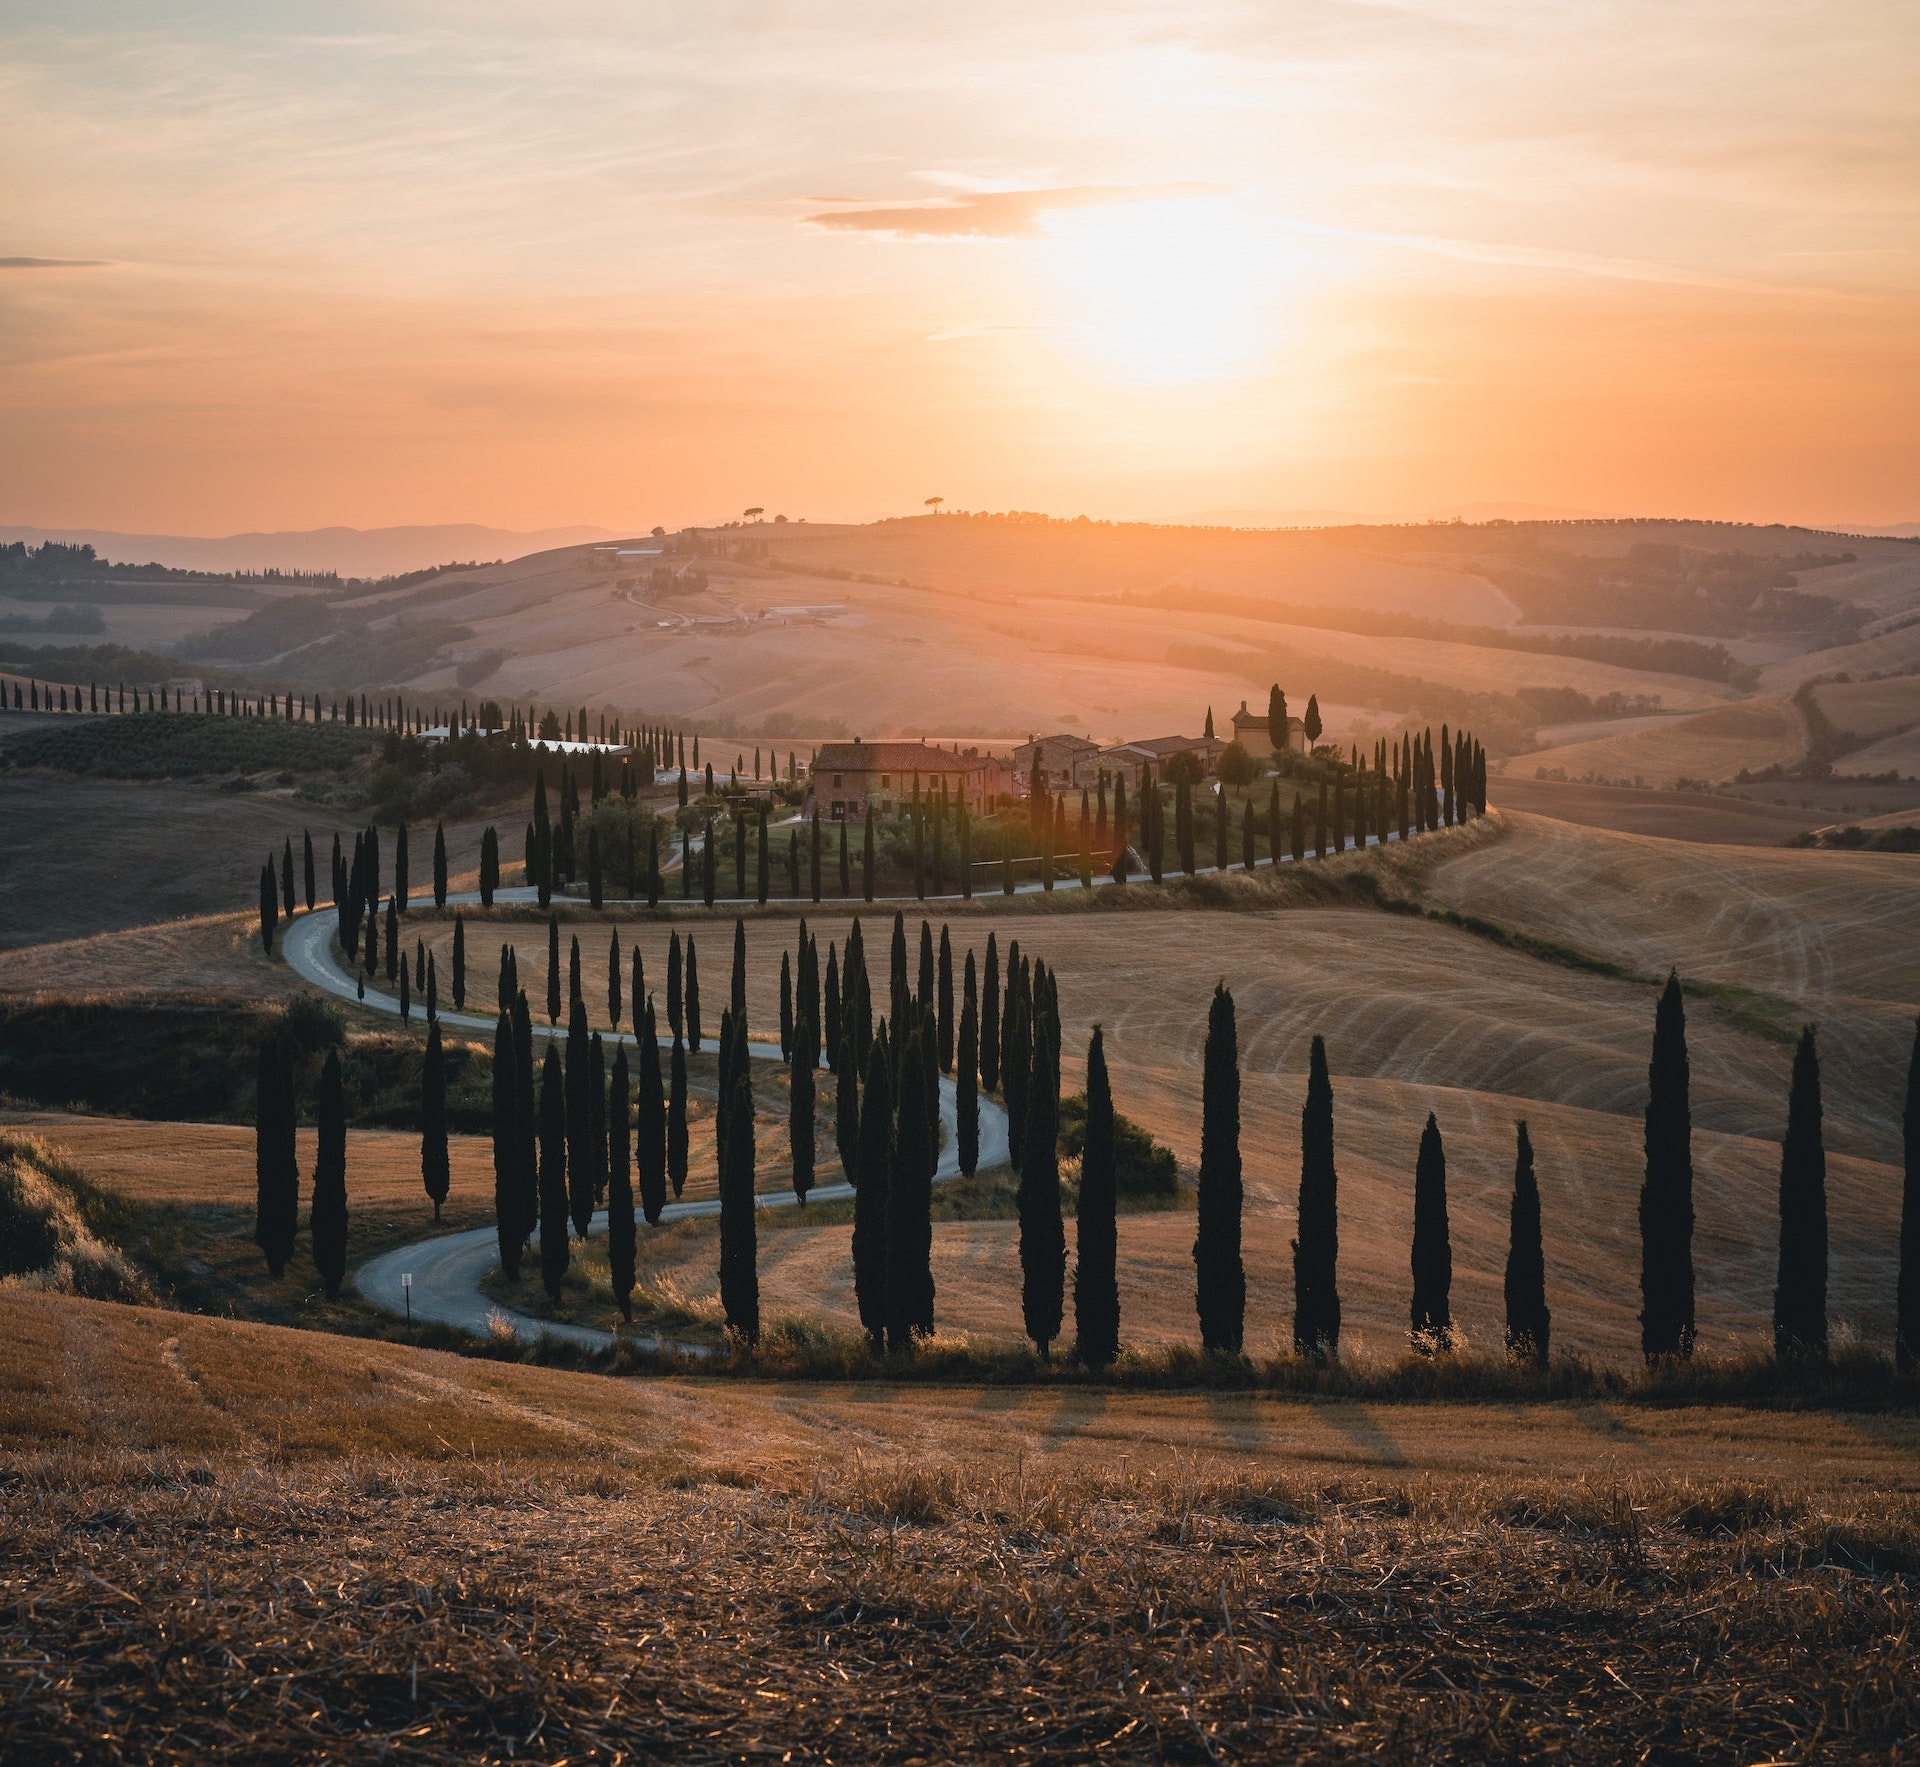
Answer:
[
  {"left": 812, "top": 741, "right": 983, "bottom": 774},
  {"left": 1102, "top": 734, "right": 1220, "bottom": 759}
]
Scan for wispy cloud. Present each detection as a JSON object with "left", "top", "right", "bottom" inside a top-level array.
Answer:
[
  {"left": 803, "top": 182, "right": 1229, "bottom": 240},
  {"left": 0, "top": 256, "right": 109, "bottom": 269}
]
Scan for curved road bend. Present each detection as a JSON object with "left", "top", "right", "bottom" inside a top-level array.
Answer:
[{"left": 280, "top": 911, "right": 1010, "bottom": 1349}]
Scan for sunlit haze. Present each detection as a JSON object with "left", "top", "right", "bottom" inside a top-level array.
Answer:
[{"left": 3, "top": 1, "right": 1916, "bottom": 533}]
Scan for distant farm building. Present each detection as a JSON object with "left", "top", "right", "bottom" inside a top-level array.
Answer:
[
  {"left": 1230, "top": 699, "right": 1307, "bottom": 761},
  {"left": 811, "top": 740, "right": 1002, "bottom": 820}
]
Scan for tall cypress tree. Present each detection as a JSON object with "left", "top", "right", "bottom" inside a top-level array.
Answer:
[
  {"left": 607, "top": 927, "right": 622, "bottom": 1026},
  {"left": 779, "top": 948, "right": 794, "bottom": 1060},
  {"left": 512, "top": 991, "right": 538, "bottom": 1254},
  {"left": 1639, "top": 972, "right": 1696, "bottom": 1360},
  {"left": 1409, "top": 1112, "right": 1451, "bottom": 1348},
  {"left": 668, "top": 1028, "right": 689, "bottom": 1198},
  {"left": 886, "top": 1022, "right": 935, "bottom": 1351},
  {"left": 1773, "top": 1026, "right": 1829, "bottom": 1359},
  {"left": 719, "top": 1062, "right": 760, "bottom": 1346},
  {"left": 432, "top": 821, "right": 448, "bottom": 908},
  {"left": 538, "top": 1045, "right": 570, "bottom": 1298},
  {"left": 667, "top": 930, "right": 683, "bottom": 1036},
  {"left": 568, "top": 933, "right": 582, "bottom": 1009},
  {"left": 254, "top": 1039, "right": 297, "bottom": 1276},
  {"left": 588, "top": 1031, "right": 607, "bottom": 1207},
  {"left": 1018, "top": 973, "right": 1065, "bottom": 1357},
  {"left": 1194, "top": 983, "right": 1245, "bottom": 1353},
  {"left": 980, "top": 933, "right": 1003, "bottom": 1092},
  {"left": 566, "top": 998, "right": 594, "bottom": 1238},
  {"left": 395, "top": 824, "right": 410, "bottom": 912},
  {"left": 1075, "top": 1024, "right": 1119, "bottom": 1368},
  {"left": 1293, "top": 1035, "right": 1341, "bottom": 1358},
  {"left": 686, "top": 937, "right": 702, "bottom": 1051},
  {"left": 824, "top": 943, "right": 842, "bottom": 1072},
  {"left": 259, "top": 860, "right": 278, "bottom": 953},
  {"left": 852, "top": 1036, "right": 893, "bottom": 1351},
  {"left": 791, "top": 1006, "right": 816, "bottom": 1204},
  {"left": 452, "top": 913, "right": 466, "bottom": 1010},
  {"left": 303, "top": 829, "right": 317, "bottom": 910},
  {"left": 493, "top": 1008, "right": 522, "bottom": 1278},
  {"left": 836, "top": 1025, "right": 861, "bottom": 1180},
  {"left": 546, "top": 914, "right": 561, "bottom": 1024},
  {"left": 731, "top": 915, "right": 748, "bottom": 1030},
  {"left": 608, "top": 1043, "right": 635, "bottom": 1322},
  {"left": 311, "top": 1050, "right": 348, "bottom": 1299},
  {"left": 637, "top": 1003, "right": 667, "bottom": 1225},
  {"left": 937, "top": 926, "right": 955, "bottom": 1072},
  {"left": 632, "top": 942, "right": 645, "bottom": 1036},
  {"left": 863, "top": 802, "right": 876, "bottom": 901},
  {"left": 421, "top": 1019, "right": 450, "bottom": 1222},
  {"left": 1504, "top": 1122, "right": 1550, "bottom": 1368},
  {"left": 1899, "top": 1019, "right": 1920, "bottom": 1372},
  {"left": 757, "top": 804, "right": 770, "bottom": 905},
  {"left": 1004, "top": 962, "right": 1031, "bottom": 1173},
  {"left": 957, "top": 986, "right": 979, "bottom": 1177}
]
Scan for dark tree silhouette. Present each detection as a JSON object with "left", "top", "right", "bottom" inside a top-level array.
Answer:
[
  {"left": 607, "top": 1042, "right": 635, "bottom": 1322},
  {"left": 421, "top": 1019, "right": 450, "bottom": 1222},
  {"left": 1018, "top": 972, "right": 1065, "bottom": 1357},
  {"left": 253, "top": 1040, "right": 297, "bottom": 1277},
  {"left": 1504, "top": 1122, "right": 1551, "bottom": 1367},
  {"left": 1900, "top": 1019, "right": 1920, "bottom": 1371},
  {"left": 310, "top": 1051, "right": 348, "bottom": 1299},
  {"left": 1773, "top": 1026, "right": 1829, "bottom": 1359},
  {"left": 1293, "top": 1035, "right": 1341, "bottom": 1358},
  {"left": 538, "top": 1046, "right": 569, "bottom": 1299},
  {"left": 1075, "top": 1024, "right": 1119, "bottom": 1368},
  {"left": 1640, "top": 972, "right": 1696, "bottom": 1360},
  {"left": 492, "top": 1008, "right": 522, "bottom": 1279},
  {"left": 886, "top": 1021, "right": 935, "bottom": 1352},
  {"left": 852, "top": 1035, "right": 892, "bottom": 1352},
  {"left": 1409, "top": 1113, "right": 1451, "bottom": 1349},
  {"left": 1194, "top": 983, "right": 1245, "bottom": 1353}
]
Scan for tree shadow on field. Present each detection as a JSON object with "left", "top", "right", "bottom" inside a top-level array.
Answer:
[
  {"left": 1204, "top": 1388, "right": 1269, "bottom": 1453},
  {"left": 1043, "top": 1384, "right": 1109, "bottom": 1446},
  {"left": 1315, "top": 1400, "right": 1407, "bottom": 1467}
]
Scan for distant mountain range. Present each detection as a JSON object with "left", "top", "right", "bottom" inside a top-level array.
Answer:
[{"left": 0, "top": 523, "right": 614, "bottom": 578}]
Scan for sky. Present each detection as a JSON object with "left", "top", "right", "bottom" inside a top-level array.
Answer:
[{"left": 2, "top": 1, "right": 1916, "bottom": 535}]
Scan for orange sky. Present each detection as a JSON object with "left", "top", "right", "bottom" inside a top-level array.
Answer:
[{"left": 3, "top": 3, "right": 1916, "bottom": 533}]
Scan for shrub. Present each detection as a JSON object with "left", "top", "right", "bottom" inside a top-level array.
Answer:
[{"left": 1058, "top": 1092, "right": 1180, "bottom": 1204}]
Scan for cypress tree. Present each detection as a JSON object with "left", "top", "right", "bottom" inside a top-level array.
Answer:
[
  {"left": 1293, "top": 1034, "right": 1341, "bottom": 1358},
  {"left": 512, "top": 991, "right": 538, "bottom": 1253},
  {"left": 1004, "top": 962, "right": 1031, "bottom": 1172},
  {"left": 791, "top": 1006, "right": 816, "bottom": 1203},
  {"left": 825, "top": 943, "right": 842, "bottom": 1071},
  {"left": 303, "top": 828, "right": 317, "bottom": 909},
  {"left": 937, "top": 925, "right": 954, "bottom": 1072},
  {"left": 1194, "top": 983, "right": 1245, "bottom": 1353},
  {"left": 703, "top": 816, "right": 716, "bottom": 905},
  {"left": 608, "top": 927, "right": 622, "bottom": 1026},
  {"left": 538, "top": 1045, "right": 570, "bottom": 1298},
  {"left": 310, "top": 1049, "right": 348, "bottom": 1299},
  {"left": 399, "top": 959, "right": 411, "bottom": 1023},
  {"left": 566, "top": 998, "right": 593, "bottom": 1236},
  {"left": 1901, "top": 1019, "right": 1920, "bottom": 1371},
  {"left": 1214, "top": 786, "right": 1228, "bottom": 872},
  {"left": 416, "top": 937, "right": 427, "bottom": 994},
  {"left": 1773, "top": 1026, "right": 1829, "bottom": 1359},
  {"left": 432, "top": 821, "right": 448, "bottom": 908},
  {"left": 1241, "top": 799, "right": 1255, "bottom": 870},
  {"left": 667, "top": 931, "right": 683, "bottom": 1036},
  {"left": 637, "top": 1003, "right": 667, "bottom": 1224},
  {"left": 810, "top": 807, "right": 823, "bottom": 902},
  {"left": 719, "top": 1063, "right": 760, "bottom": 1346},
  {"left": 254, "top": 1040, "right": 298, "bottom": 1277},
  {"left": 568, "top": 932, "right": 582, "bottom": 1010},
  {"left": 981, "top": 931, "right": 1001, "bottom": 1092},
  {"left": 546, "top": 914, "right": 561, "bottom": 1023},
  {"left": 413, "top": 1021, "right": 449, "bottom": 1224},
  {"left": 1639, "top": 972, "right": 1696, "bottom": 1360},
  {"left": 731, "top": 915, "right": 748, "bottom": 1029},
  {"left": 589, "top": 1031, "right": 607, "bottom": 1206},
  {"left": 757, "top": 804, "right": 770, "bottom": 905},
  {"left": 887, "top": 1021, "right": 935, "bottom": 1351},
  {"left": 426, "top": 949, "right": 438, "bottom": 1021},
  {"left": 608, "top": 1042, "right": 634, "bottom": 1322},
  {"left": 1409, "top": 1112, "right": 1451, "bottom": 1349},
  {"left": 493, "top": 1008, "right": 522, "bottom": 1278},
  {"left": 852, "top": 1036, "right": 893, "bottom": 1351},
  {"left": 1075, "top": 1024, "right": 1119, "bottom": 1368},
  {"left": 452, "top": 913, "right": 466, "bottom": 1010},
  {"left": 779, "top": 950, "right": 794, "bottom": 1059},
  {"left": 957, "top": 983, "right": 979, "bottom": 1177},
  {"left": 686, "top": 937, "right": 701, "bottom": 1051},
  {"left": 259, "top": 860, "right": 278, "bottom": 953},
  {"left": 734, "top": 805, "right": 748, "bottom": 900},
  {"left": 1504, "top": 1121, "right": 1550, "bottom": 1367},
  {"left": 1018, "top": 974, "right": 1065, "bottom": 1357},
  {"left": 799, "top": 923, "right": 819, "bottom": 1059},
  {"left": 280, "top": 837, "right": 294, "bottom": 915},
  {"left": 667, "top": 1026, "right": 690, "bottom": 1199},
  {"left": 480, "top": 825, "right": 497, "bottom": 907},
  {"left": 396, "top": 824, "right": 410, "bottom": 912},
  {"left": 916, "top": 918, "right": 934, "bottom": 1013},
  {"left": 863, "top": 803, "right": 875, "bottom": 901},
  {"left": 836, "top": 1025, "right": 861, "bottom": 1180}
]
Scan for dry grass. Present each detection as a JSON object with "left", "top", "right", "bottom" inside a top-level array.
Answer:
[
  {"left": 1484, "top": 775, "right": 1824, "bottom": 844},
  {"left": 1515, "top": 694, "right": 1807, "bottom": 788},
  {"left": 2, "top": 1290, "right": 1919, "bottom": 1762},
  {"left": 1811, "top": 674, "right": 1920, "bottom": 741}
]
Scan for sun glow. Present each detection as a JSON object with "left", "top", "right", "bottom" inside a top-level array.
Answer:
[{"left": 1039, "top": 194, "right": 1291, "bottom": 386}]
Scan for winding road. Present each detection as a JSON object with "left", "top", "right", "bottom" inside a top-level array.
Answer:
[{"left": 281, "top": 908, "right": 1009, "bottom": 1350}]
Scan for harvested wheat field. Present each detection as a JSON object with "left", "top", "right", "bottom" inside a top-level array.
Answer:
[
  {"left": 1513, "top": 694, "right": 1807, "bottom": 788},
  {"left": 4, "top": 1290, "right": 1920, "bottom": 1764}
]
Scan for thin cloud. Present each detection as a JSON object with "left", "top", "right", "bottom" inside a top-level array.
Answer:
[
  {"left": 0, "top": 256, "right": 110, "bottom": 269},
  {"left": 803, "top": 182, "right": 1229, "bottom": 241}
]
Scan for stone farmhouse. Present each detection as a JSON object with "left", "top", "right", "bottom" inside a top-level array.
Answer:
[{"left": 809, "top": 739, "right": 1005, "bottom": 820}]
